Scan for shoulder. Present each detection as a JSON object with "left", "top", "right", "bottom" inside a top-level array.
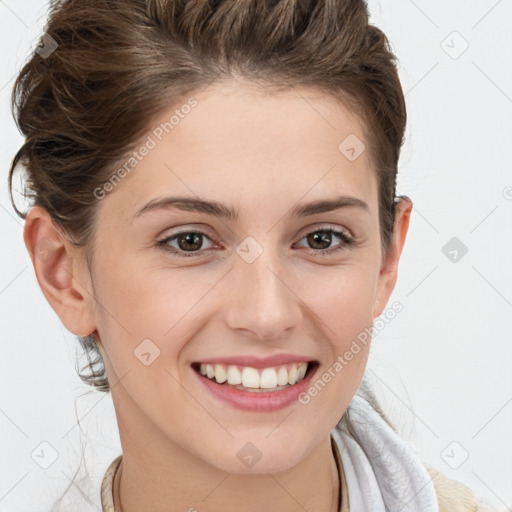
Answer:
[{"left": 423, "top": 462, "right": 500, "bottom": 512}]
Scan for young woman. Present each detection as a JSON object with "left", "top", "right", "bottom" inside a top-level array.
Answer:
[{"left": 8, "top": 0, "right": 498, "bottom": 510}]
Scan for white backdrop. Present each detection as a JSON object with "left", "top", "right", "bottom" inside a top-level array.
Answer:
[{"left": 1, "top": 1, "right": 511, "bottom": 510}]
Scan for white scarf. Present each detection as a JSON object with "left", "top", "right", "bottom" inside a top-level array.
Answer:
[{"left": 331, "top": 384, "right": 439, "bottom": 512}]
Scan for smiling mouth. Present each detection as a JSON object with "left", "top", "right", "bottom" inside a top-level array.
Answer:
[{"left": 191, "top": 360, "right": 319, "bottom": 392}]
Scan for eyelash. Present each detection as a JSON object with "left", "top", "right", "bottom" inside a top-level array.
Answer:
[{"left": 156, "top": 226, "right": 356, "bottom": 258}]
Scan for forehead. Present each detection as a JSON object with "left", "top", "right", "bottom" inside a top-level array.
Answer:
[{"left": 99, "top": 81, "right": 377, "bottom": 221}]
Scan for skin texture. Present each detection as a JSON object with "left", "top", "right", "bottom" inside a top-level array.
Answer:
[{"left": 23, "top": 80, "right": 412, "bottom": 512}]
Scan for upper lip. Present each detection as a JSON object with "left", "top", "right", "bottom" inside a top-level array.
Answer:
[{"left": 192, "top": 354, "right": 317, "bottom": 369}]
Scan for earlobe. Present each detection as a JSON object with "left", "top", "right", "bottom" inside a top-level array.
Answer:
[{"left": 23, "top": 206, "right": 97, "bottom": 336}]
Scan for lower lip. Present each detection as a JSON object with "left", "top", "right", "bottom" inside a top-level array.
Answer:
[{"left": 192, "top": 364, "right": 318, "bottom": 412}]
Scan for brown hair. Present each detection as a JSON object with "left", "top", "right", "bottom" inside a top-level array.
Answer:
[{"left": 8, "top": 0, "right": 407, "bottom": 393}]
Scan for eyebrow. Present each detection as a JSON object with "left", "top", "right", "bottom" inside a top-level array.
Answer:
[{"left": 133, "top": 194, "right": 370, "bottom": 220}]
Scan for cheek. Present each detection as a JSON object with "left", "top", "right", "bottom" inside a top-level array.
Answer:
[
  {"left": 296, "top": 268, "right": 375, "bottom": 419},
  {"left": 300, "top": 263, "right": 377, "bottom": 342},
  {"left": 299, "top": 265, "right": 376, "bottom": 396},
  {"left": 93, "top": 250, "right": 181, "bottom": 332},
  {"left": 93, "top": 261, "right": 216, "bottom": 365}
]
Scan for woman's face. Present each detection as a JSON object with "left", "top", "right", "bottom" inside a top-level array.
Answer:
[{"left": 67, "top": 81, "right": 409, "bottom": 473}]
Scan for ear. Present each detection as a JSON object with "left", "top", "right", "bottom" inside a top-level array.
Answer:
[
  {"left": 23, "top": 205, "right": 97, "bottom": 337},
  {"left": 373, "top": 196, "right": 413, "bottom": 318}
]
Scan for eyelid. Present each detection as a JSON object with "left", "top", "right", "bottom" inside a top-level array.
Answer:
[
  {"left": 157, "top": 223, "right": 218, "bottom": 240},
  {"left": 295, "top": 222, "right": 353, "bottom": 241}
]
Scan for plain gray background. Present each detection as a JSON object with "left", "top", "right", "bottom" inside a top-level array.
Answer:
[{"left": 1, "top": 1, "right": 511, "bottom": 510}]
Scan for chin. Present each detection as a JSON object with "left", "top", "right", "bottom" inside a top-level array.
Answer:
[{"left": 200, "top": 435, "right": 311, "bottom": 475}]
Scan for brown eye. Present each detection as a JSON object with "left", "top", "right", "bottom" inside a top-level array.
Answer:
[
  {"left": 157, "top": 230, "right": 215, "bottom": 257},
  {"left": 295, "top": 228, "right": 355, "bottom": 256},
  {"left": 176, "top": 232, "right": 203, "bottom": 251},
  {"left": 306, "top": 231, "right": 334, "bottom": 250}
]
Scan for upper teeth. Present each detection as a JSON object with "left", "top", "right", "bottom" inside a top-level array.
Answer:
[{"left": 198, "top": 362, "right": 309, "bottom": 388}]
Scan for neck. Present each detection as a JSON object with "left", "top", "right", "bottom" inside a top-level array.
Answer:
[{"left": 112, "top": 400, "right": 340, "bottom": 512}]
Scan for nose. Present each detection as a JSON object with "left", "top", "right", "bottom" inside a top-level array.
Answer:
[{"left": 224, "top": 248, "right": 302, "bottom": 341}]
